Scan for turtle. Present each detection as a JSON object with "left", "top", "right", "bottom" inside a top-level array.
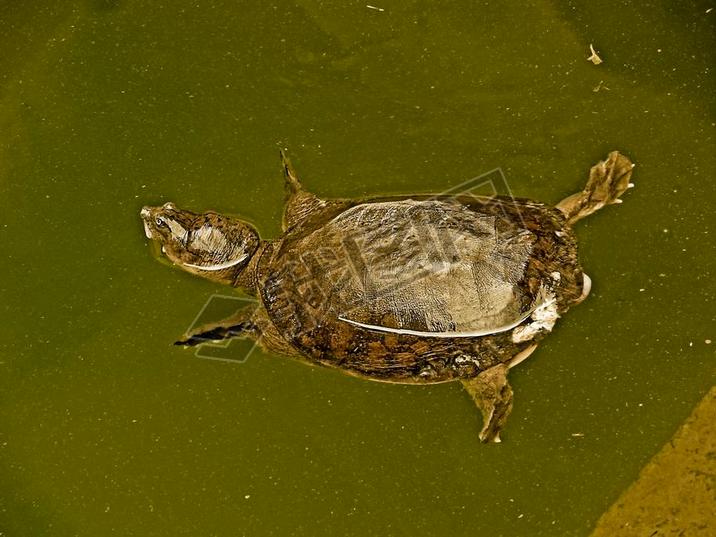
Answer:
[{"left": 140, "top": 150, "right": 634, "bottom": 442}]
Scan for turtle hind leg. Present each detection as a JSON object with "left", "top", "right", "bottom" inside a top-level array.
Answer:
[
  {"left": 175, "top": 307, "right": 258, "bottom": 347},
  {"left": 557, "top": 151, "right": 635, "bottom": 225},
  {"left": 280, "top": 149, "right": 328, "bottom": 230},
  {"left": 460, "top": 364, "right": 514, "bottom": 443}
]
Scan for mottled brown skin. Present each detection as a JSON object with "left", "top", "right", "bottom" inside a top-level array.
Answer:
[
  {"left": 141, "top": 150, "right": 635, "bottom": 442},
  {"left": 140, "top": 203, "right": 259, "bottom": 286}
]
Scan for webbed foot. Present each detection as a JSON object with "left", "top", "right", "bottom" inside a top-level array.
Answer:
[
  {"left": 557, "top": 151, "right": 635, "bottom": 225},
  {"left": 461, "top": 364, "right": 514, "bottom": 443}
]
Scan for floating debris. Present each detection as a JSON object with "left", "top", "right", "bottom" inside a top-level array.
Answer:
[
  {"left": 592, "top": 80, "right": 610, "bottom": 92},
  {"left": 587, "top": 44, "right": 603, "bottom": 65},
  {"left": 366, "top": 4, "right": 385, "bottom": 11}
]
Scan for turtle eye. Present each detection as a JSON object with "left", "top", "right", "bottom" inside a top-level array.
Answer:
[{"left": 155, "top": 216, "right": 166, "bottom": 227}]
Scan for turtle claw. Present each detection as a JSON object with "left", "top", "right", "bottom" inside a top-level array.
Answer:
[{"left": 174, "top": 334, "right": 226, "bottom": 347}]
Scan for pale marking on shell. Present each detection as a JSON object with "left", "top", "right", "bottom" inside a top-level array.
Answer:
[
  {"left": 337, "top": 307, "right": 534, "bottom": 338},
  {"left": 455, "top": 354, "right": 482, "bottom": 367}
]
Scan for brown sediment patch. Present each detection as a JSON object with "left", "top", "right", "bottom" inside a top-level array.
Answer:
[{"left": 590, "top": 387, "right": 716, "bottom": 537}]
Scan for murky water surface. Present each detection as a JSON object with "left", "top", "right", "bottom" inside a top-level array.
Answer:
[{"left": 1, "top": 2, "right": 714, "bottom": 535}]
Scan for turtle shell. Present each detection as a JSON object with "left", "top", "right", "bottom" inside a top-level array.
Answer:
[{"left": 258, "top": 197, "right": 576, "bottom": 382}]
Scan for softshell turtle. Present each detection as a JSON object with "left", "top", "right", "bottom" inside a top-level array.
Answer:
[{"left": 140, "top": 151, "right": 634, "bottom": 442}]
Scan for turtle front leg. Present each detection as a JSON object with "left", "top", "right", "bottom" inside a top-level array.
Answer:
[
  {"left": 460, "top": 364, "right": 514, "bottom": 443},
  {"left": 557, "top": 151, "right": 635, "bottom": 225},
  {"left": 280, "top": 150, "right": 331, "bottom": 230},
  {"left": 175, "top": 306, "right": 258, "bottom": 347}
]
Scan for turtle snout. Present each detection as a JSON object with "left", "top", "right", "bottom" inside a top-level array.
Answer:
[{"left": 140, "top": 206, "right": 155, "bottom": 239}]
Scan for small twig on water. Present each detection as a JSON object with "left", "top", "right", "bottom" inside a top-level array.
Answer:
[{"left": 587, "top": 44, "right": 603, "bottom": 65}]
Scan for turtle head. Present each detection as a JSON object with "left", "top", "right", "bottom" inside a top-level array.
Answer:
[{"left": 140, "top": 202, "right": 260, "bottom": 286}]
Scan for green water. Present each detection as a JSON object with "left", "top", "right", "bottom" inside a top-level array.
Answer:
[{"left": 1, "top": 1, "right": 714, "bottom": 535}]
